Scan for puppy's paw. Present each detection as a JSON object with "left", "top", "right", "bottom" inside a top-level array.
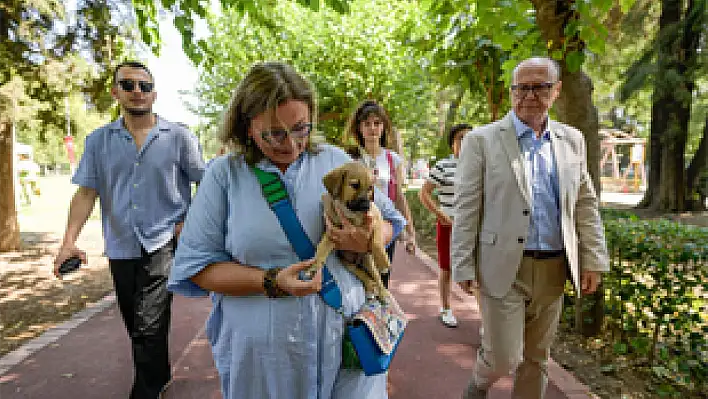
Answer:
[{"left": 377, "top": 288, "right": 391, "bottom": 303}]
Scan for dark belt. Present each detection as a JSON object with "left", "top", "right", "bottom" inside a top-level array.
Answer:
[{"left": 523, "top": 249, "right": 565, "bottom": 259}]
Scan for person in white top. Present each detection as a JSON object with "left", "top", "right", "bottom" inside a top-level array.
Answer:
[
  {"left": 345, "top": 100, "right": 416, "bottom": 288},
  {"left": 419, "top": 123, "right": 471, "bottom": 328},
  {"left": 17, "top": 152, "right": 41, "bottom": 205}
]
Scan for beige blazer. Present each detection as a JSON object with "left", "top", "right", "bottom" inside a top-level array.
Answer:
[{"left": 451, "top": 112, "right": 609, "bottom": 299}]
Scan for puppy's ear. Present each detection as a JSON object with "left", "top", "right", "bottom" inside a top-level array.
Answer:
[{"left": 323, "top": 167, "right": 346, "bottom": 196}]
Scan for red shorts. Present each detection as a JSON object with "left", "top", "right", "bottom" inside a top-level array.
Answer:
[{"left": 436, "top": 220, "right": 452, "bottom": 271}]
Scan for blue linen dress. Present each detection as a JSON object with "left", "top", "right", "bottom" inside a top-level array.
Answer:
[{"left": 168, "top": 144, "right": 406, "bottom": 399}]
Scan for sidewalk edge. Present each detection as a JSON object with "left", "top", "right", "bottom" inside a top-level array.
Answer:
[
  {"left": 0, "top": 293, "right": 116, "bottom": 377},
  {"left": 412, "top": 249, "right": 599, "bottom": 399}
]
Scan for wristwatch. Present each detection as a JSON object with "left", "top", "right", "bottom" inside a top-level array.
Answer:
[{"left": 263, "top": 268, "right": 288, "bottom": 298}]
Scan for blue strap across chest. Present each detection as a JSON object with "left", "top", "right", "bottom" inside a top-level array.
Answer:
[{"left": 252, "top": 167, "right": 342, "bottom": 310}]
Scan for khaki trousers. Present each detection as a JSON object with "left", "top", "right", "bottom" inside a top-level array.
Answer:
[{"left": 472, "top": 255, "right": 567, "bottom": 399}]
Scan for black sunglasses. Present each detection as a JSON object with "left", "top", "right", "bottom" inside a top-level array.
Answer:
[{"left": 117, "top": 79, "right": 154, "bottom": 93}]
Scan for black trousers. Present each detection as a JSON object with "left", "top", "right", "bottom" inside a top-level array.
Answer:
[
  {"left": 381, "top": 240, "right": 397, "bottom": 288},
  {"left": 109, "top": 240, "right": 174, "bottom": 399}
]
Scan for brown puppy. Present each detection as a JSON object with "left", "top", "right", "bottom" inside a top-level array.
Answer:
[{"left": 307, "top": 162, "right": 390, "bottom": 300}]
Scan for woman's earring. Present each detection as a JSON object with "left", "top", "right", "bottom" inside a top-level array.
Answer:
[{"left": 246, "top": 137, "right": 253, "bottom": 148}]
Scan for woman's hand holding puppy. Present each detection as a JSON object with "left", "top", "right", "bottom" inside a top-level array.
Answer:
[{"left": 325, "top": 207, "right": 373, "bottom": 253}]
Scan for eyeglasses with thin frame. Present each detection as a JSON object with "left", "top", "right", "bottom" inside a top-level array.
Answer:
[
  {"left": 117, "top": 79, "right": 154, "bottom": 93},
  {"left": 510, "top": 82, "right": 556, "bottom": 98},
  {"left": 260, "top": 122, "right": 313, "bottom": 145}
]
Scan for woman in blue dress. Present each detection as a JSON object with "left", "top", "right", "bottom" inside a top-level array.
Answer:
[{"left": 168, "top": 62, "right": 406, "bottom": 399}]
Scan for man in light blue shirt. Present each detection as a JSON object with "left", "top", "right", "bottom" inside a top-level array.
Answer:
[
  {"left": 454, "top": 57, "right": 608, "bottom": 399},
  {"left": 53, "top": 61, "right": 205, "bottom": 399},
  {"left": 512, "top": 112, "right": 564, "bottom": 252}
]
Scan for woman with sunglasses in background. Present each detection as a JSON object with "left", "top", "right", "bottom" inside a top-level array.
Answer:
[
  {"left": 168, "top": 62, "right": 406, "bottom": 399},
  {"left": 345, "top": 100, "right": 416, "bottom": 287}
]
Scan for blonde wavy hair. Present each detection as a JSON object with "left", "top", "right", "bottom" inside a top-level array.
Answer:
[{"left": 220, "top": 62, "right": 320, "bottom": 165}]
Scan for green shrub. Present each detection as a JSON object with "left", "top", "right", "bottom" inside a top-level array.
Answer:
[
  {"left": 406, "top": 195, "right": 708, "bottom": 394},
  {"left": 600, "top": 214, "right": 708, "bottom": 394},
  {"left": 405, "top": 188, "right": 437, "bottom": 243}
]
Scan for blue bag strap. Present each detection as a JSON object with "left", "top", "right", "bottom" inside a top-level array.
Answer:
[
  {"left": 252, "top": 167, "right": 342, "bottom": 310},
  {"left": 269, "top": 200, "right": 316, "bottom": 260}
]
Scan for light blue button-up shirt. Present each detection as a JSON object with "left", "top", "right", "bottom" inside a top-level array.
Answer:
[
  {"left": 168, "top": 145, "right": 402, "bottom": 398},
  {"left": 72, "top": 116, "right": 205, "bottom": 259},
  {"left": 511, "top": 111, "right": 563, "bottom": 251}
]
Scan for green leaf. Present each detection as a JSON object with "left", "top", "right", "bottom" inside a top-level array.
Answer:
[
  {"left": 161, "top": 0, "right": 177, "bottom": 9},
  {"left": 594, "top": 0, "right": 614, "bottom": 13},
  {"left": 620, "top": 0, "right": 638, "bottom": 13},
  {"left": 565, "top": 50, "right": 585, "bottom": 72},
  {"left": 613, "top": 342, "right": 628, "bottom": 354}
]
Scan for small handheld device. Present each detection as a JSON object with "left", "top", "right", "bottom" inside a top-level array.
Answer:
[{"left": 58, "top": 257, "right": 82, "bottom": 275}]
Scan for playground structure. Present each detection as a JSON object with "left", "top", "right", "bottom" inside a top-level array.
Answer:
[{"left": 599, "top": 129, "right": 647, "bottom": 193}]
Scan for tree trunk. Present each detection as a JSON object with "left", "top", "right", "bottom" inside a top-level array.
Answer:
[
  {"left": 641, "top": 0, "right": 703, "bottom": 211},
  {"left": 444, "top": 87, "right": 466, "bottom": 134},
  {"left": 489, "top": 94, "right": 500, "bottom": 122},
  {"left": 485, "top": 74, "right": 503, "bottom": 122},
  {"left": 0, "top": 120, "right": 20, "bottom": 251},
  {"left": 555, "top": 67, "right": 604, "bottom": 337},
  {"left": 555, "top": 68, "right": 601, "bottom": 194},
  {"left": 672, "top": 0, "right": 702, "bottom": 211},
  {"left": 686, "top": 116, "right": 708, "bottom": 203},
  {"left": 639, "top": 99, "right": 665, "bottom": 208},
  {"left": 532, "top": 0, "right": 604, "bottom": 336},
  {"left": 531, "top": 0, "right": 601, "bottom": 191},
  {"left": 659, "top": 112, "right": 688, "bottom": 211}
]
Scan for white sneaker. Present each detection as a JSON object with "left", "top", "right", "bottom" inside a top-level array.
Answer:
[{"left": 440, "top": 308, "right": 458, "bottom": 328}]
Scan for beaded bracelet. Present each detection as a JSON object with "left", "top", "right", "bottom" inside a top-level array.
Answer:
[{"left": 263, "top": 267, "right": 289, "bottom": 298}]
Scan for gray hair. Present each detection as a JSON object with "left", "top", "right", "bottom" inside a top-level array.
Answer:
[{"left": 512, "top": 57, "right": 560, "bottom": 83}]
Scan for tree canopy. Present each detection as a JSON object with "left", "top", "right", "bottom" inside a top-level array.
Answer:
[
  {"left": 131, "top": 0, "right": 352, "bottom": 64},
  {"left": 0, "top": 0, "right": 142, "bottom": 249},
  {"left": 190, "top": 0, "right": 446, "bottom": 160},
  {"left": 2, "top": 0, "right": 708, "bottom": 253},
  {"left": 0, "top": 0, "right": 143, "bottom": 164}
]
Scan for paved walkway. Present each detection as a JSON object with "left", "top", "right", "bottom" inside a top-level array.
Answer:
[{"left": 0, "top": 249, "right": 595, "bottom": 399}]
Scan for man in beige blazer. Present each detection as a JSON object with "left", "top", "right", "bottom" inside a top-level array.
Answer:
[{"left": 452, "top": 57, "right": 609, "bottom": 399}]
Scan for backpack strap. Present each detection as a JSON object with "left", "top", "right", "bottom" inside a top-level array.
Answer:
[{"left": 251, "top": 166, "right": 343, "bottom": 310}]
